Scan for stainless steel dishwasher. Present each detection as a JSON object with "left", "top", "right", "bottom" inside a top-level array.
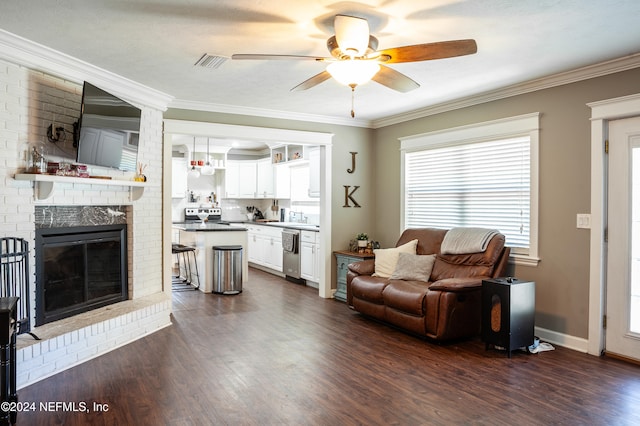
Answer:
[{"left": 282, "top": 228, "right": 303, "bottom": 283}]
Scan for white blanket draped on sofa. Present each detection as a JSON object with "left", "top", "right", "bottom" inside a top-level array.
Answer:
[{"left": 441, "top": 227, "right": 500, "bottom": 254}]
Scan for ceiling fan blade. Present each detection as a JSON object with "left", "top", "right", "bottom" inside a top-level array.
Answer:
[
  {"left": 232, "top": 54, "right": 330, "bottom": 61},
  {"left": 290, "top": 71, "right": 332, "bottom": 92},
  {"left": 371, "top": 65, "right": 420, "bottom": 92},
  {"left": 378, "top": 39, "right": 477, "bottom": 63},
  {"left": 334, "top": 14, "right": 370, "bottom": 57}
]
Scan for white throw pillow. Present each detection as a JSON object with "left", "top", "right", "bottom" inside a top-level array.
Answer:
[
  {"left": 390, "top": 253, "right": 437, "bottom": 282},
  {"left": 372, "top": 239, "right": 418, "bottom": 278}
]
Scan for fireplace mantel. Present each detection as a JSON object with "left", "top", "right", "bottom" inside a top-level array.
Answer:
[{"left": 15, "top": 174, "right": 149, "bottom": 201}]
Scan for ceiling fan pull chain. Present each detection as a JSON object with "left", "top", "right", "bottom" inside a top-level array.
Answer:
[{"left": 350, "top": 84, "right": 356, "bottom": 118}]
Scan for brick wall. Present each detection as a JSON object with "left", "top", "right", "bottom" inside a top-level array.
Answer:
[
  {"left": 1, "top": 58, "right": 170, "bottom": 387},
  {"left": 1, "top": 57, "right": 164, "bottom": 298}
]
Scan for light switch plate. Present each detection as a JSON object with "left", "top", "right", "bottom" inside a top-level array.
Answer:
[{"left": 577, "top": 213, "right": 591, "bottom": 229}]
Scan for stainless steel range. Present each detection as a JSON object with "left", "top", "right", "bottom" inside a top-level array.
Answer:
[{"left": 184, "top": 207, "right": 225, "bottom": 224}]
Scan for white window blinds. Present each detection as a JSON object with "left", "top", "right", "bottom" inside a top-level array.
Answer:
[{"left": 404, "top": 136, "right": 530, "bottom": 249}]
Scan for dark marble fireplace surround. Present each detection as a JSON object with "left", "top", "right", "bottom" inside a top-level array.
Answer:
[{"left": 34, "top": 206, "right": 130, "bottom": 326}]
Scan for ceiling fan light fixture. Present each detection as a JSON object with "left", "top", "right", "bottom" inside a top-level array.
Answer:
[
  {"left": 334, "top": 15, "right": 369, "bottom": 58},
  {"left": 327, "top": 60, "right": 380, "bottom": 86}
]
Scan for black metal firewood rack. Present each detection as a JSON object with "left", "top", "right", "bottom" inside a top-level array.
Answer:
[{"left": 0, "top": 238, "right": 38, "bottom": 340}]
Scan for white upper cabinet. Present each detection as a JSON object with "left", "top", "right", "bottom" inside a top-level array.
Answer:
[
  {"left": 273, "top": 164, "right": 291, "bottom": 199},
  {"left": 237, "top": 161, "right": 258, "bottom": 198},
  {"left": 256, "top": 158, "right": 274, "bottom": 198},
  {"left": 172, "top": 157, "right": 187, "bottom": 198},
  {"left": 224, "top": 161, "right": 240, "bottom": 198},
  {"left": 308, "top": 146, "right": 320, "bottom": 198}
]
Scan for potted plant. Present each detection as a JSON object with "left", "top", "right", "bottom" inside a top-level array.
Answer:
[{"left": 356, "top": 233, "right": 369, "bottom": 248}]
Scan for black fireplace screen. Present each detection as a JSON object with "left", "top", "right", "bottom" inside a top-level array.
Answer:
[
  {"left": 0, "top": 237, "right": 34, "bottom": 336},
  {"left": 35, "top": 225, "right": 128, "bottom": 326}
]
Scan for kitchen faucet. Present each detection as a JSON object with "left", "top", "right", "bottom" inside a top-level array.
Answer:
[{"left": 289, "top": 211, "right": 306, "bottom": 223}]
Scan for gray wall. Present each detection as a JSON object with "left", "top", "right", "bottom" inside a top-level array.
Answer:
[{"left": 373, "top": 67, "right": 640, "bottom": 339}]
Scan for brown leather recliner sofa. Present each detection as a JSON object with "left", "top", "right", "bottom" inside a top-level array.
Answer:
[{"left": 346, "top": 228, "right": 511, "bottom": 341}]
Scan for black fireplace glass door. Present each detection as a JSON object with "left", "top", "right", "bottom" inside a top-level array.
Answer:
[
  {"left": 43, "top": 243, "right": 86, "bottom": 312},
  {"left": 36, "top": 225, "right": 128, "bottom": 326},
  {"left": 87, "top": 240, "right": 122, "bottom": 299}
]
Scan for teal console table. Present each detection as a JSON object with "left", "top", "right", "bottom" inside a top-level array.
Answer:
[{"left": 334, "top": 250, "right": 374, "bottom": 302}]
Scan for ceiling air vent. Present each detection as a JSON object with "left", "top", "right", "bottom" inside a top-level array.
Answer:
[{"left": 194, "top": 54, "right": 228, "bottom": 69}]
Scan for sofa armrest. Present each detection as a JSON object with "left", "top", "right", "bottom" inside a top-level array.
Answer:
[
  {"left": 347, "top": 259, "right": 375, "bottom": 276},
  {"left": 429, "top": 277, "right": 486, "bottom": 293}
]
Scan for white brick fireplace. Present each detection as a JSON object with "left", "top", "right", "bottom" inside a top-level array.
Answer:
[{"left": 0, "top": 41, "right": 173, "bottom": 388}]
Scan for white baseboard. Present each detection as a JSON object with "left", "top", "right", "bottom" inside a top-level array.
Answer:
[{"left": 535, "top": 326, "right": 589, "bottom": 353}]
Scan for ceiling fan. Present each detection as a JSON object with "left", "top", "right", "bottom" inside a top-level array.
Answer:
[{"left": 232, "top": 14, "right": 477, "bottom": 117}]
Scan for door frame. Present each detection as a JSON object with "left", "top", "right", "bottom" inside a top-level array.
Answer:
[
  {"left": 162, "top": 120, "right": 334, "bottom": 298},
  {"left": 588, "top": 93, "right": 640, "bottom": 356}
]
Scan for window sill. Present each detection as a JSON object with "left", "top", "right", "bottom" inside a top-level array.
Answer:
[{"left": 510, "top": 253, "right": 541, "bottom": 267}]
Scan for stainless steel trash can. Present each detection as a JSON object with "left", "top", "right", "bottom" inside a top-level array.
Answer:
[{"left": 212, "top": 245, "right": 243, "bottom": 294}]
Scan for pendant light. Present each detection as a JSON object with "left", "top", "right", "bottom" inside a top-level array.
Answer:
[
  {"left": 200, "top": 138, "right": 215, "bottom": 176},
  {"left": 188, "top": 137, "right": 200, "bottom": 178}
]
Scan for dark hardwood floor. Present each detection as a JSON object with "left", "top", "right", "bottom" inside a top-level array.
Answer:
[{"left": 17, "top": 268, "right": 640, "bottom": 425}]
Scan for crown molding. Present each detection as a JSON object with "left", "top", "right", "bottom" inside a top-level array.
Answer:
[
  {"left": 0, "top": 29, "right": 173, "bottom": 111},
  {"left": 372, "top": 53, "right": 640, "bottom": 129},
  {"left": 170, "top": 52, "right": 640, "bottom": 129},
  {"left": 169, "top": 99, "right": 372, "bottom": 128},
  {"left": 4, "top": 27, "right": 638, "bottom": 126}
]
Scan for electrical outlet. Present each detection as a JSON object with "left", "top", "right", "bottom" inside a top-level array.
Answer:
[{"left": 577, "top": 213, "right": 591, "bottom": 229}]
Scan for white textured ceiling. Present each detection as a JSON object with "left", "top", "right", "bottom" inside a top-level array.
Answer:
[{"left": 1, "top": 0, "right": 640, "bottom": 125}]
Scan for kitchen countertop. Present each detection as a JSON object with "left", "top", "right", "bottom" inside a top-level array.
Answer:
[
  {"left": 173, "top": 223, "right": 248, "bottom": 232},
  {"left": 240, "top": 221, "right": 320, "bottom": 232},
  {"left": 172, "top": 221, "right": 319, "bottom": 232}
]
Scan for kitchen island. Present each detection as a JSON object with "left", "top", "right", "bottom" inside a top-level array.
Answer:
[{"left": 174, "top": 223, "right": 249, "bottom": 293}]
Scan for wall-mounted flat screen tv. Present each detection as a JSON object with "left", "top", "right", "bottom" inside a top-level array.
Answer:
[{"left": 76, "top": 82, "right": 141, "bottom": 173}]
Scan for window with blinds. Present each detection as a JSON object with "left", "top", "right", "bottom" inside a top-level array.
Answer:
[
  {"left": 400, "top": 113, "right": 539, "bottom": 263},
  {"left": 404, "top": 136, "right": 530, "bottom": 249}
]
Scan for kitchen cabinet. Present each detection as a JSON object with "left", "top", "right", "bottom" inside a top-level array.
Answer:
[
  {"left": 256, "top": 158, "right": 274, "bottom": 198},
  {"left": 247, "top": 224, "right": 283, "bottom": 272},
  {"left": 225, "top": 159, "right": 281, "bottom": 199},
  {"left": 308, "top": 146, "right": 320, "bottom": 198},
  {"left": 290, "top": 164, "right": 313, "bottom": 203},
  {"left": 224, "top": 161, "right": 240, "bottom": 198},
  {"left": 272, "top": 144, "right": 305, "bottom": 164},
  {"left": 172, "top": 157, "right": 188, "bottom": 198},
  {"left": 226, "top": 160, "right": 257, "bottom": 198},
  {"left": 237, "top": 161, "right": 257, "bottom": 198},
  {"left": 300, "top": 230, "right": 320, "bottom": 283},
  {"left": 273, "top": 163, "right": 291, "bottom": 199},
  {"left": 247, "top": 225, "right": 261, "bottom": 263},
  {"left": 264, "top": 232, "right": 283, "bottom": 271}
]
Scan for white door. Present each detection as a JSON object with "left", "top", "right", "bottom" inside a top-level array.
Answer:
[{"left": 606, "top": 116, "right": 640, "bottom": 360}]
